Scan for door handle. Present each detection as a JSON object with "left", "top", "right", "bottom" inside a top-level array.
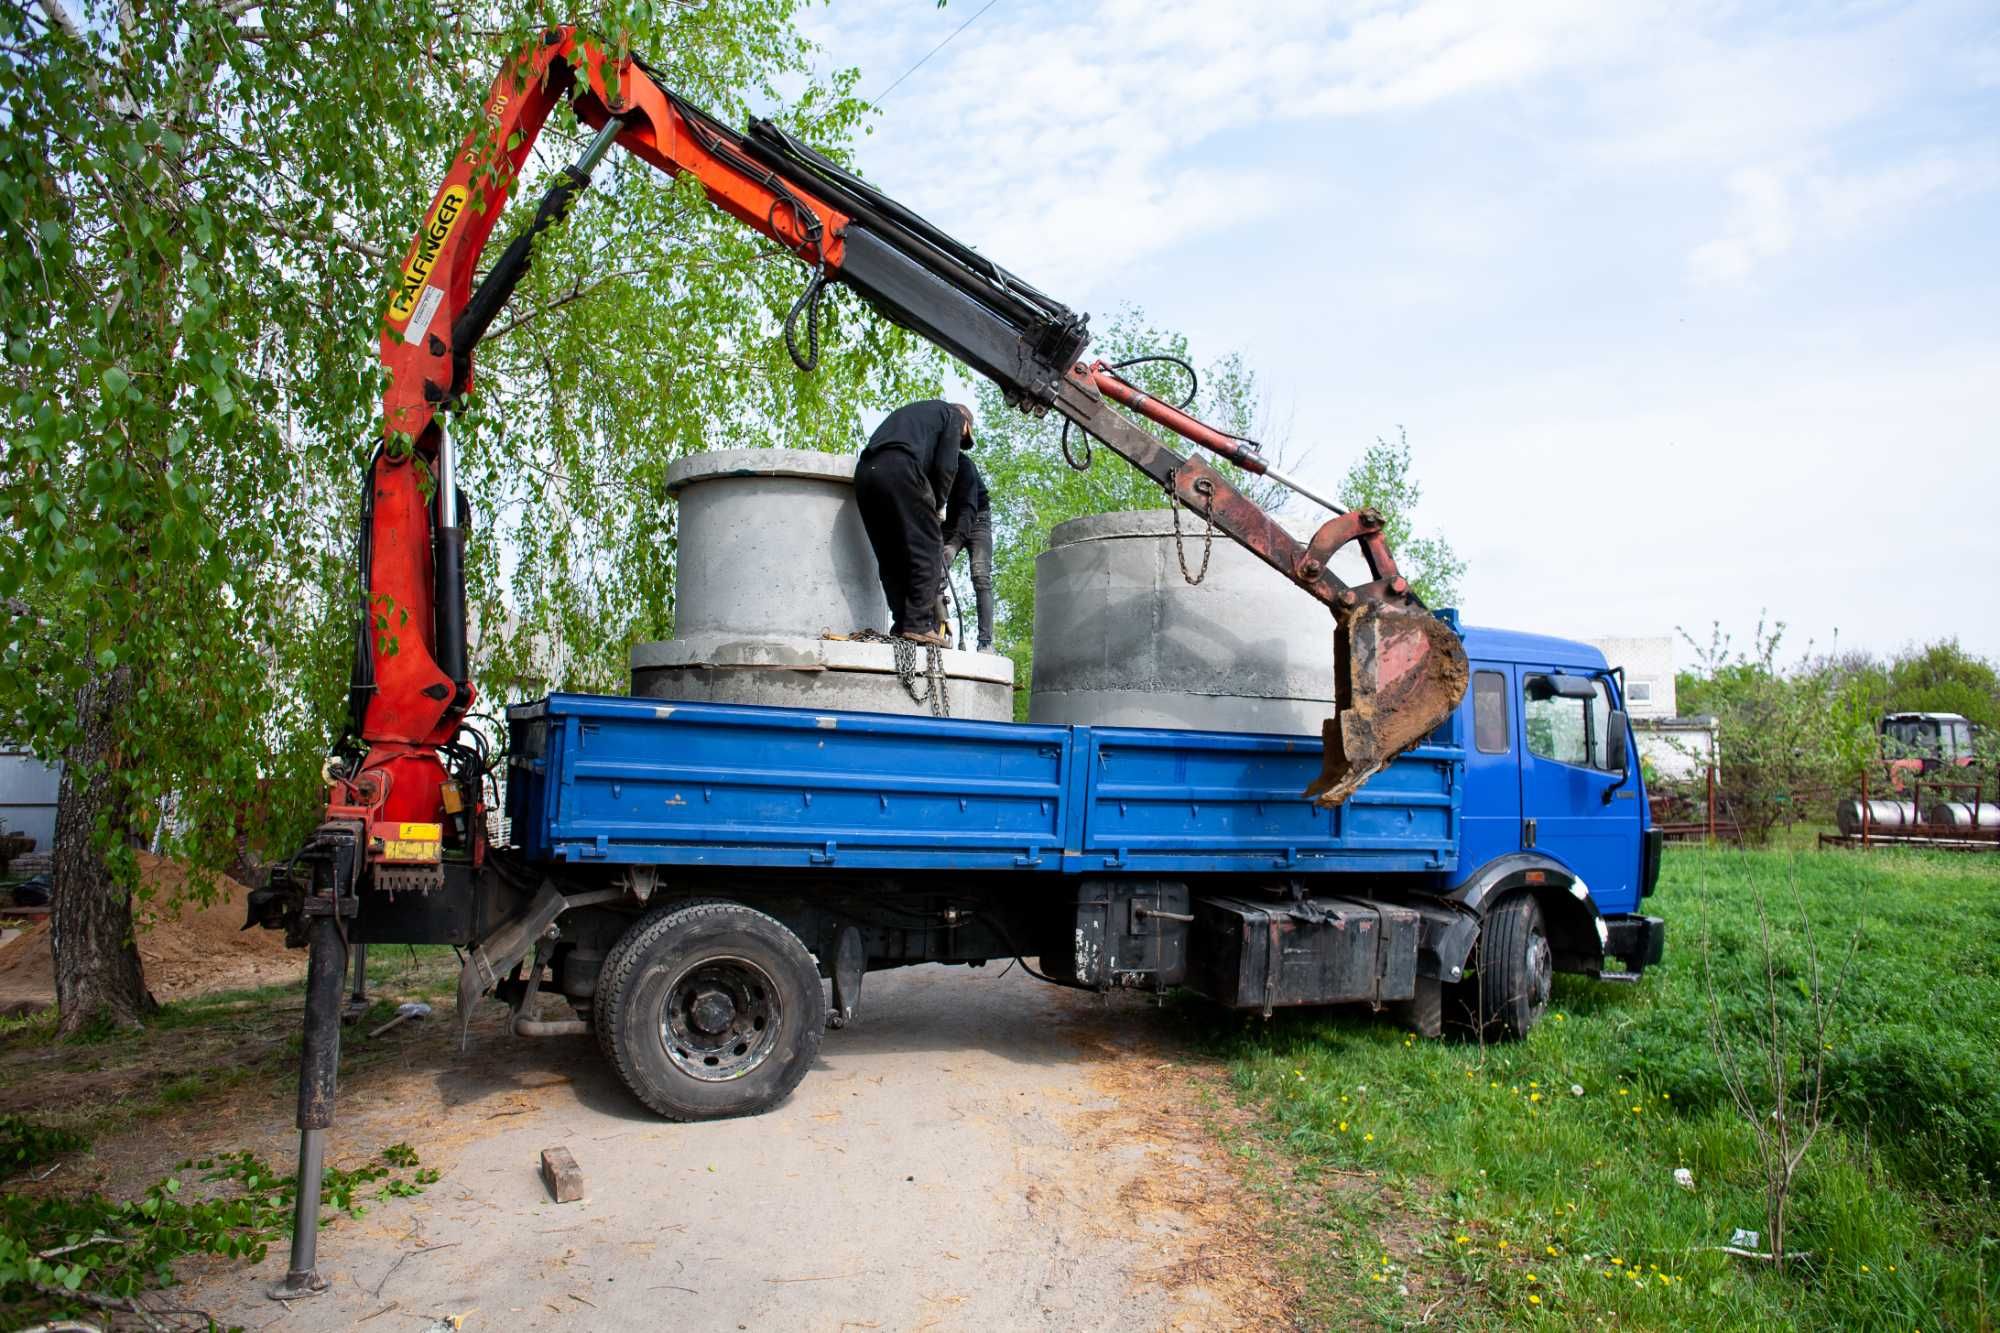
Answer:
[{"left": 1523, "top": 817, "right": 1537, "bottom": 848}]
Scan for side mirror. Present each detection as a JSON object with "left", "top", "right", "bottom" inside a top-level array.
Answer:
[{"left": 1605, "top": 709, "right": 1630, "bottom": 776}]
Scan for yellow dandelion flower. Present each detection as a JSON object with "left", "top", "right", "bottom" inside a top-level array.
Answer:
[
  {"left": 1528, "top": 1294, "right": 1541, "bottom": 1305},
  {"left": 1371, "top": 1273, "right": 1385, "bottom": 1283},
  {"left": 1618, "top": 1088, "right": 1628, "bottom": 1097},
  {"left": 1339, "top": 1121, "right": 1348, "bottom": 1132},
  {"left": 1546, "top": 1246, "right": 1558, "bottom": 1256},
  {"left": 1601, "top": 1270, "right": 1613, "bottom": 1278},
  {"left": 1456, "top": 1235, "right": 1470, "bottom": 1245},
  {"left": 1364, "top": 1132, "right": 1375, "bottom": 1142},
  {"left": 1526, "top": 1273, "right": 1537, "bottom": 1282},
  {"left": 1632, "top": 1106, "right": 1643, "bottom": 1114},
  {"left": 1658, "top": 1273, "right": 1670, "bottom": 1284},
  {"left": 1862, "top": 1264, "right": 1871, "bottom": 1273},
  {"left": 1499, "top": 1240, "right": 1509, "bottom": 1250},
  {"left": 1530, "top": 1093, "right": 1542, "bottom": 1102},
  {"left": 1611, "top": 1258, "right": 1623, "bottom": 1266}
]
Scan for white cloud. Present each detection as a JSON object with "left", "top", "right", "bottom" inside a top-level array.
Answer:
[
  {"left": 1690, "top": 149, "right": 1997, "bottom": 283},
  {"left": 1689, "top": 167, "right": 1795, "bottom": 283}
]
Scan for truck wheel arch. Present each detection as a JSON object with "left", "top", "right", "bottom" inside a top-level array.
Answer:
[{"left": 1449, "top": 852, "right": 1607, "bottom": 977}]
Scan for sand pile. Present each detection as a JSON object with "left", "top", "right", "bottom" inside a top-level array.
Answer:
[{"left": 0, "top": 852, "right": 305, "bottom": 1015}]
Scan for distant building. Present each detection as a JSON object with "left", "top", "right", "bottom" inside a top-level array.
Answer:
[
  {"left": 0, "top": 749, "right": 60, "bottom": 859},
  {"left": 1587, "top": 635, "right": 1718, "bottom": 783}
]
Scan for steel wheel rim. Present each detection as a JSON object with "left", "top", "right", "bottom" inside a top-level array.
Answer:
[
  {"left": 660, "top": 955, "right": 781, "bottom": 1082},
  {"left": 1527, "top": 926, "right": 1553, "bottom": 1015}
]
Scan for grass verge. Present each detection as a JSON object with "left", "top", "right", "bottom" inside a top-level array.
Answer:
[{"left": 1205, "top": 846, "right": 2000, "bottom": 1330}]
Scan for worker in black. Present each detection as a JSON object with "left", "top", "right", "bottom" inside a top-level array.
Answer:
[
  {"left": 853, "top": 400, "right": 973, "bottom": 645},
  {"left": 940, "top": 454, "right": 994, "bottom": 651}
]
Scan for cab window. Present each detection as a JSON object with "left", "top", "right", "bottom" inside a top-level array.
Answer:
[
  {"left": 1473, "top": 671, "right": 1509, "bottom": 754},
  {"left": 1523, "top": 674, "right": 1615, "bottom": 771}
]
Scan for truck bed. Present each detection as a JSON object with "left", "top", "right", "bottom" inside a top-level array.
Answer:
[{"left": 506, "top": 693, "right": 1462, "bottom": 876}]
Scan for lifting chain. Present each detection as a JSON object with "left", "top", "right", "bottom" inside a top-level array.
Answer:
[
  {"left": 841, "top": 628, "right": 951, "bottom": 718},
  {"left": 1167, "top": 471, "right": 1216, "bottom": 586},
  {"left": 890, "top": 635, "right": 951, "bottom": 718}
]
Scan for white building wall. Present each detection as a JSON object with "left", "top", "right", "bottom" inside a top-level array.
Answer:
[{"left": 1587, "top": 636, "right": 1676, "bottom": 719}]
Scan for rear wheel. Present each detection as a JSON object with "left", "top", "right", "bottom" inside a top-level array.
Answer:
[
  {"left": 1449, "top": 894, "right": 1551, "bottom": 1041},
  {"left": 597, "top": 900, "right": 825, "bottom": 1121}
]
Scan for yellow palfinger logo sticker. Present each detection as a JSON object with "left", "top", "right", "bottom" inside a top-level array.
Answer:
[
  {"left": 388, "top": 184, "right": 468, "bottom": 327},
  {"left": 397, "top": 822, "right": 443, "bottom": 841}
]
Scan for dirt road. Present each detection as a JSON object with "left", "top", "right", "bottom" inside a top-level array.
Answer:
[{"left": 188, "top": 964, "right": 1291, "bottom": 1331}]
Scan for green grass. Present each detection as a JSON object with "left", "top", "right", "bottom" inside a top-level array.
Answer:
[
  {"left": 1205, "top": 846, "right": 2000, "bottom": 1330},
  {"left": 0, "top": 944, "right": 460, "bottom": 1144}
]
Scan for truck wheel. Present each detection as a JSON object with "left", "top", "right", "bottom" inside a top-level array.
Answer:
[
  {"left": 1460, "top": 894, "right": 1552, "bottom": 1041},
  {"left": 596, "top": 900, "right": 825, "bottom": 1121}
]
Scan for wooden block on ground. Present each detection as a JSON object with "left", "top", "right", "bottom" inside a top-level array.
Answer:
[{"left": 540, "top": 1146, "right": 584, "bottom": 1203}]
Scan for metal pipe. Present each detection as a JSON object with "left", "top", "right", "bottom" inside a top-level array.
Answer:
[
  {"left": 268, "top": 909, "right": 345, "bottom": 1300},
  {"left": 575, "top": 114, "right": 626, "bottom": 174}
]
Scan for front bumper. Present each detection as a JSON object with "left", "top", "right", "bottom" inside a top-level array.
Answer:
[{"left": 1604, "top": 914, "right": 1666, "bottom": 972}]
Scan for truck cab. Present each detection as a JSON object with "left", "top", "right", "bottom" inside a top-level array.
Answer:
[{"left": 1450, "top": 626, "right": 1664, "bottom": 976}]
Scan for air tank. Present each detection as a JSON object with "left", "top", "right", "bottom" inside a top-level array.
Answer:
[
  {"left": 630, "top": 449, "right": 1012, "bottom": 721},
  {"left": 1927, "top": 802, "right": 2000, "bottom": 830},
  {"left": 1028, "top": 509, "right": 1333, "bottom": 735},
  {"left": 1835, "top": 799, "right": 1921, "bottom": 836}
]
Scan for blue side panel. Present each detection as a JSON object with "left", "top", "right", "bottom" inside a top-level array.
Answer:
[
  {"left": 511, "top": 694, "right": 1070, "bottom": 871},
  {"left": 508, "top": 693, "right": 1463, "bottom": 877},
  {"left": 1067, "top": 728, "right": 1460, "bottom": 875}
]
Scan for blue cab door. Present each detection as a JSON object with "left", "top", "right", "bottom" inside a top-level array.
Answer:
[
  {"left": 1516, "top": 668, "right": 1644, "bottom": 913},
  {"left": 1459, "top": 662, "right": 1523, "bottom": 873}
]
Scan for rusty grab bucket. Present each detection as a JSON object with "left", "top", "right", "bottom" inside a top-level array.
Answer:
[{"left": 1306, "top": 600, "right": 1469, "bottom": 807}]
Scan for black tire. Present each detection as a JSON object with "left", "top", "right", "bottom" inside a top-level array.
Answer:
[
  {"left": 1391, "top": 974, "right": 1443, "bottom": 1039},
  {"left": 1459, "top": 894, "right": 1552, "bottom": 1041},
  {"left": 597, "top": 900, "right": 825, "bottom": 1121}
]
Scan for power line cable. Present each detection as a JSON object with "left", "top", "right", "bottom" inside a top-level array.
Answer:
[{"left": 866, "top": 0, "right": 1003, "bottom": 110}]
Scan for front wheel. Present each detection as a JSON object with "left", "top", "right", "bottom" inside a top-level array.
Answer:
[
  {"left": 1448, "top": 894, "right": 1551, "bottom": 1041},
  {"left": 597, "top": 900, "right": 825, "bottom": 1121}
]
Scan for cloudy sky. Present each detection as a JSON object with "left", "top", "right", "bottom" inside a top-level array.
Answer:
[{"left": 790, "top": 0, "right": 2000, "bottom": 666}]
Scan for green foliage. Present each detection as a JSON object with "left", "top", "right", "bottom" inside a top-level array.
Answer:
[
  {"left": 0, "top": 1, "right": 937, "bottom": 927},
  {"left": 1210, "top": 847, "right": 2000, "bottom": 1329},
  {"left": 1674, "top": 628, "right": 2000, "bottom": 836},
  {"left": 0, "top": 1143, "right": 433, "bottom": 1321},
  {"left": 1673, "top": 620, "right": 1876, "bottom": 842},
  {"left": 971, "top": 306, "right": 1282, "bottom": 717},
  {"left": 1336, "top": 428, "right": 1465, "bottom": 608},
  {"left": 0, "top": 1116, "right": 90, "bottom": 1172}
]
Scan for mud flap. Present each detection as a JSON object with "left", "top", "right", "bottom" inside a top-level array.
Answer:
[
  {"left": 1309, "top": 601, "right": 1469, "bottom": 807},
  {"left": 829, "top": 925, "right": 864, "bottom": 1028},
  {"left": 454, "top": 882, "right": 623, "bottom": 1045}
]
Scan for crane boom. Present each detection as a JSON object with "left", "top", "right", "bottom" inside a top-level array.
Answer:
[{"left": 348, "top": 25, "right": 1466, "bottom": 862}]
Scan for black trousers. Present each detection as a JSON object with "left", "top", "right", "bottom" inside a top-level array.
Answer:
[{"left": 854, "top": 446, "right": 943, "bottom": 635}]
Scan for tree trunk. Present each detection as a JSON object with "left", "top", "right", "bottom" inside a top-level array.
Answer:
[{"left": 50, "top": 667, "right": 157, "bottom": 1035}]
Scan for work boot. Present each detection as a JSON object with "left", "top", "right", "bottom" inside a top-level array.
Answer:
[
  {"left": 976, "top": 641, "right": 994, "bottom": 653},
  {"left": 900, "top": 628, "right": 949, "bottom": 648}
]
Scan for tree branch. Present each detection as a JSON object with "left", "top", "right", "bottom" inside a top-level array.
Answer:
[{"left": 266, "top": 220, "right": 388, "bottom": 263}]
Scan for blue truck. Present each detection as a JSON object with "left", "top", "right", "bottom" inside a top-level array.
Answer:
[
  {"left": 256, "top": 41, "right": 1668, "bottom": 1294},
  {"left": 421, "top": 620, "right": 1665, "bottom": 1123}
]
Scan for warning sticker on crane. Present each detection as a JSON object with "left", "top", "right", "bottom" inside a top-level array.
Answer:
[{"left": 389, "top": 183, "right": 467, "bottom": 331}]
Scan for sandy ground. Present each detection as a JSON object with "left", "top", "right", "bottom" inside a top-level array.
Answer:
[
  {"left": 0, "top": 853, "right": 304, "bottom": 1015},
  {"left": 180, "top": 964, "right": 1296, "bottom": 1331}
]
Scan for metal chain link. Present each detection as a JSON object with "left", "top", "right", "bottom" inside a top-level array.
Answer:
[
  {"left": 842, "top": 628, "right": 950, "bottom": 718},
  {"left": 1167, "top": 471, "right": 1215, "bottom": 586}
]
